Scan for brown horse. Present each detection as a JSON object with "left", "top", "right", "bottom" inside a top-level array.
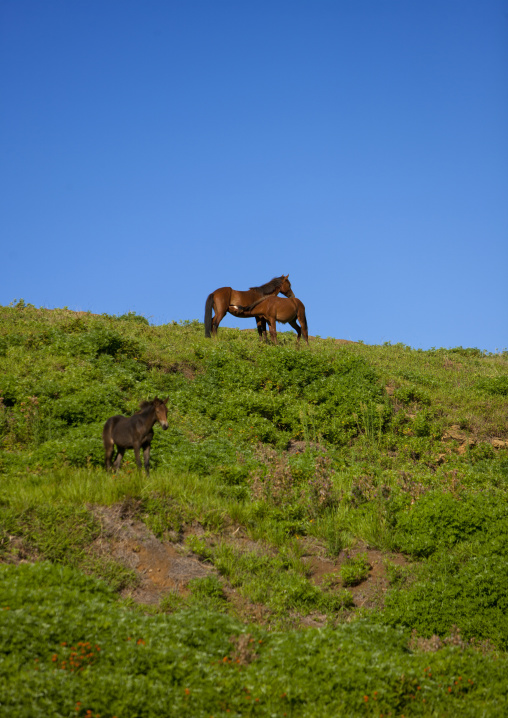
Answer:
[
  {"left": 103, "top": 397, "right": 169, "bottom": 474},
  {"left": 241, "top": 296, "right": 309, "bottom": 346},
  {"left": 204, "top": 275, "right": 294, "bottom": 339}
]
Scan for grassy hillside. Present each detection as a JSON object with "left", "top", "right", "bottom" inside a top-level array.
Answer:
[{"left": 1, "top": 301, "right": 508, "bottom": 716}]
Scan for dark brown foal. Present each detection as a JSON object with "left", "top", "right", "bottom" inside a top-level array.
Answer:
[{"left": 103, "top": 397, "right": 169, "bottom": 474}]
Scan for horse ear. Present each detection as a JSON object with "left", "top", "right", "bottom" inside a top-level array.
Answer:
[
  {"left": 163, "top": 396, "right": 169, "bottom": 404},
  {"left": 285, "top": 274, "right": 289, "bottom": 279}
]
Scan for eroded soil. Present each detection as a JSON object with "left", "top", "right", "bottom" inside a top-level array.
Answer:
[{"left": 89, "top": 503, "right": 408, "bottom": 626}]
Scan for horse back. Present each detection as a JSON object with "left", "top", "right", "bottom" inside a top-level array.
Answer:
[
  {"left": 210, "top": 286, "right": 233, "bottom": 307},
  {"left": 228, "top": 287, "right": 260, "bottom": 307},
  {"left": 103, "top": 414, "right": 144, "bottom": 449},
  {"left": 262, "top": 296, "right": 304, "bottom": 323}
]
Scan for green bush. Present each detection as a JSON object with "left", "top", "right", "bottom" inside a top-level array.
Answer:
[
  {"left": 393, "top": 385, "right": 431, "bottom": 406},
  {"left": 392, "top": 491, "right": 507, "bottom": 558},
  {"left": 340, "top": 552, "right": 371, "bottom": 586},
  {"left": 2, "top": 562, "right": 508, "bottom": 718},
  {"left": 382, "top": 490, "right": 508, "bottom": 648},
  {"left": 30, "top": 422, "right": 105, "bottom": 467}
]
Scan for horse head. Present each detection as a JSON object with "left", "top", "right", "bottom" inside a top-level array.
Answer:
[
  {"left": 280, "top": 275, "right": 295, "bottom": 298},
  {"left": 153, "top": 396, "right": 169, "bottom": 430}
]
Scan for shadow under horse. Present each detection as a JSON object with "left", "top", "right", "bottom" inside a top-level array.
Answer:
[
  {"left": 103, "top": 397, "right": 169, "bottom": 474},
  {"left": 241, "top": 295, "right": 309, "bottom": 346},
  {"left": 204, "top": 275, "right": 294, "bottom": 339}
]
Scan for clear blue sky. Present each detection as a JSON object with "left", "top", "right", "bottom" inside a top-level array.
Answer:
[{"left": 1, "top": 1, "right": 507, "bottom": 350}]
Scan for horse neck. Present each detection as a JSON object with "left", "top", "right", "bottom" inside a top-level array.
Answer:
[
  {"left": 264, "top": 284, "right": 282, "bottom": 297},
  {"left": 137, "top": 403, "right": 158, "bottom": 430}
]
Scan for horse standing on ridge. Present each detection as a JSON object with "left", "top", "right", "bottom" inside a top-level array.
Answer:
[
  {"left": 103, "top": 397, "right": 169, "bottom": 475},
  {"left": 204, "top": 275, "right": 294, "bottom": 339}
]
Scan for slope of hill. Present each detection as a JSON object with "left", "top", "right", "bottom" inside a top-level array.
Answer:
[{"left": 1, "top": 302, "right": 508, "bottom": 716}]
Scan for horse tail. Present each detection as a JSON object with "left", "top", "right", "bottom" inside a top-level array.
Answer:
[
  {"left": 102, "top": 417, "right": 113, "bottom": 446},
  {"left": 204, "top": 292, "right": 214, "bottom": 338},
  {"left": 298, "top": 300, "right": 309, "bottom": 341}
]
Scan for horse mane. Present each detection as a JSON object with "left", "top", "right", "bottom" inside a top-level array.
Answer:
[
  {"left": 138, "top": 398, "right": 160, "bottom": 412},
  {"left": 249, "top": 276, "right": 285, "bottom": 295},
  {"left": 139, "top": 401, "right": 153, "bottom": 410}
]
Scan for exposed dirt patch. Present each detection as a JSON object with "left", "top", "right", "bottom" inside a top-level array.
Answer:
[
  {"left": 86, "top": 505, "right": 409, "bottom": 624},
  {"left": 286, "top": 439, "right": 326, "bottom": 455},
  {"left": 300, "top": 543, "right": 410, "bottom": 627},
  {"left": 90, "top": 505, "right": 212, "bottom": 604},
  {"left": 1, "top": 535, "right": 42, "bottom": 565},
  {"left": 345, "top": 547, "right": 408, "bottom": 610},
  {"left": 167, "top": 361, "right": 196, "bottom": 380}
]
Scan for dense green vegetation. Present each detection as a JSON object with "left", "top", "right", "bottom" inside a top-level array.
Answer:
[{"left": 1, "top": 301, "right": 507, "bottom": 716}]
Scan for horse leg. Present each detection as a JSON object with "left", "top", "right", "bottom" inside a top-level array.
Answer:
[
  {"left": 103, "top": 420, "right": 115, "bottom": 470},
  {"left": 104, "top": 437, "right": 115, "bottom": 470},
  {"left": 133, "top": 445, "right": 143, "bottom": 471},
  {"left": 113, "top": 449, "right": 124, "bottom": 470},
  {"left": 212, "top": 308, "right": 227, "bottom": 336},
  {"left": 209, "top": 290, "right": 231, "bottom": 337},
  {"left": 141, "top": 431, "right": 153, "bottom": 475},
  {"left": 142, "top": 442, "right": 151, "bottom": 475},
  {"left": 268, "top": 319, "right": 278, "bottom": 345},
  {"left": 288, "top": 319, "right": 302, "bottom": 348},
  {"left": 256, "top": 316, "right": 268, "bottom": 342}
]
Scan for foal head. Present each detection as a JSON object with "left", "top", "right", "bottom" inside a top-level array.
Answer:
[{"left": 152, "top": 397, "right": 169, "bottom": 430}]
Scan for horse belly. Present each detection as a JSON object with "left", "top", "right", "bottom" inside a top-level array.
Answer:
[{"left": 228, "top": 305, "right": 249, "bottom": 317}]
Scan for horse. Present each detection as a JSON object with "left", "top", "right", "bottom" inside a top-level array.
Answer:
[
  {"left": 103, "top": 397, "right": 169, "bottom": 474},
  {"left": 240, "top": 295, "right": 309, "bottom": 346},
  {"left": 204, "top": 275, "right": 294, "bottom": 339}
]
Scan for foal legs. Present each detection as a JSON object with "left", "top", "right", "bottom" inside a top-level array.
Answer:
[
  {"left": 103, "top": 419, "right": 117, "bottom": 470},
  {"left": 267, "top": 320, "right": 278, "bottom": 345},
  {"left": 133, "top": 445, "right": 143, "bottom": 471},
  {"left": 104, "top": 436, "right": 115, "bottom": 470},
  {"left": 142, "top": 442, "right": 151, "bottom": 475},
  {"left": 113, "top": 449, "right": 125, "bottom": 470}
]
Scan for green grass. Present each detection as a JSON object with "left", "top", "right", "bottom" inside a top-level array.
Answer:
[{"left": 1, "top": 303, "right": 508, "bottom": 714}]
